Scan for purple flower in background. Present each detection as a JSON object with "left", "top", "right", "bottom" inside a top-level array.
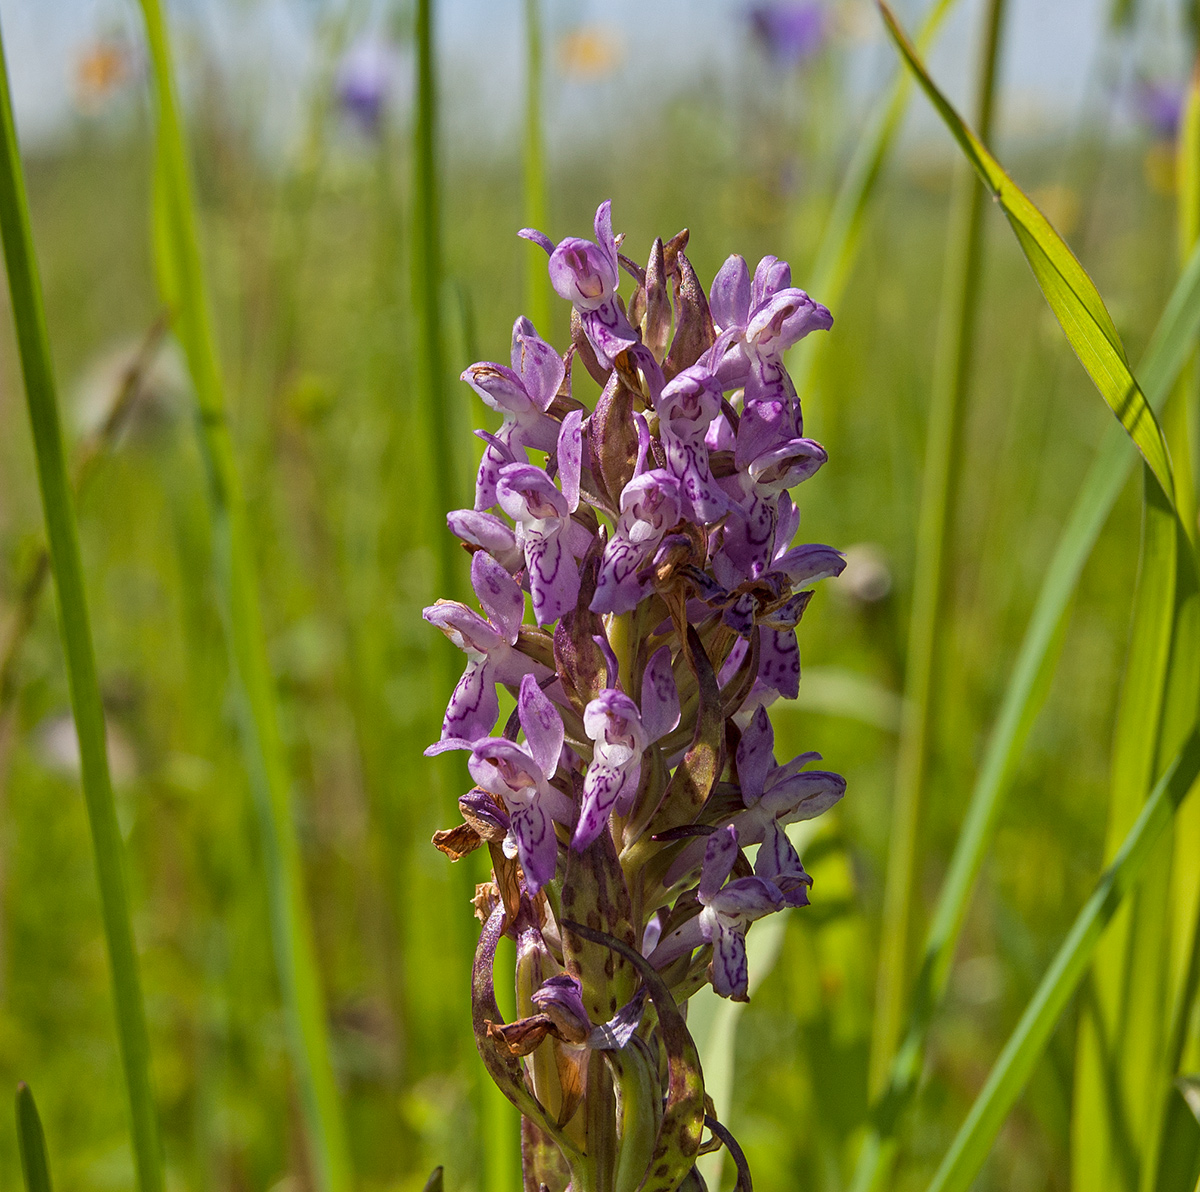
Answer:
[
  {"left": 1132, "top": 79, "right": 1185, "bottom": 142},
  {"left": 747, "top": 2, "right": 828, "bottom": 70},
  {"left": 335, "top": 37, "right": 400, "bottom": 136}
]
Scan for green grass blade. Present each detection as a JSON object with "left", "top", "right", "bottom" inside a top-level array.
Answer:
[
  {"left": 16, "top": 1084, "right": 53, "bottom": 1192},
  {"left": 869, "top": 0, "right": 1009, "bottom": 1098},
  {"left": 924, "top": 731, "right": 1200, "bottom": 1192},
  {"left": 0, "top": 23, "right": 164, "bottom": 1192},
  {"left": 851, "top": 165, "right": 1200, "bottom": 1192},
  {"left": 414, "top": 0, "right": 458, "bottom": 603},
  {"left": 878, "top": 0, "right": 1175, "bottom": 504},
  {"left": 788, "top": 0, "right": 962, "bottom": 395},
  {"left": 523, "top": 0, "right": 550, "bottom": 332},
  {"left": 1072, "top": 467, "right": 1181, "bottom": 1192},
  {"left": 134, "top": 4, "right": 351, "bottom": 1189}
]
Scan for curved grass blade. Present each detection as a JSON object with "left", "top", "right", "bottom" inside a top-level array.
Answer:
[
  {"left": 852, "top": 231, "right": 1200, "bottom": 1192},
  {"left": 870, "top": 0, "right": 1009, "bottom": 1097},
  {"left": 0, "top": 25, "right": 164, "bottom": 1192},
  {"left": 134, "top": 4, "right": 351, "bottom": 1189},
  {"left": 16, "top": 1084, "right": 52, "bottom": 1192},
  {"left": 923, "top": 731, "right": 1200, "bottom": 1192},
  {"left": 878, "top": 0, "right": 1175, "bottom": 503},
  {"left": 788, "top": 0, "right": 962, "bottom": 396}
]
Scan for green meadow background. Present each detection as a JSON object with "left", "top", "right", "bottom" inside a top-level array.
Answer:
[{"left": 0, "top": 1, "right": 1196, "bottom": 1190}]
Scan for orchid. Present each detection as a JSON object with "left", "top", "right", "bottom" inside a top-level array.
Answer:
[{"left": 426, "top": 201, "right": 844, "bottom": 1191}]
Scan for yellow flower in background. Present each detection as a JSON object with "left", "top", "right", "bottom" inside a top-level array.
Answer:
[
  {"left": 556, "top": 26, "right": 623, "bottom": 81},
  {"left": 74, "top": 38, "right": 135, "bottom": 113}
]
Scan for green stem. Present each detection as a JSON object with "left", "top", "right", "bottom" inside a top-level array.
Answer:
[
  {"left": 0, "top": 23, "right": 164, "bottom": 1192},
  {"left": 413, "top": 0, "right": 458, "bottom": 604},
  {"left": 523, "top": 0, "right": 550, "bottom": 332},
  {"left": 134, "top": 4, "right": 351, "bottom": 1189},
  {"left": 869, "top": 0, "right": 1009, "bottom": 1097}
]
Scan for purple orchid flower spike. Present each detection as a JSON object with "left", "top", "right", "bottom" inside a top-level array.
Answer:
[
  {"left": 496, "top": 462, "right": 590, "bottom": 625},
  {"left": 462, "top": 674, "right": 573, "bottom": 893},
  {"left": 748, "top": 2, "right": 828, "bottom": 70},
  {"left": 427, "top": 207, "right": 848, "bottom": 1189},
  {"left": 463, "top": 318, "right": 564, "bottom": 510},
  {"left": 591, "top": 469, "right": 684, "bottom": 615},
  {"left": 422, "top": 551, "right": 546, "bottom": 743},
  {"left": 521, "top": 200, "right": 638, "bottom": 366}
]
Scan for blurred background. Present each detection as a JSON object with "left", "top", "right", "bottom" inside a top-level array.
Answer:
[{"left": 0, "top": 0, "right": 1193, "bottom": 1189}]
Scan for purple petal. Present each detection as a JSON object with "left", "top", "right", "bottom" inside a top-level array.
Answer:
[
  {"left": 513, "top": 323, "right": 566, "bottom": 411},
  {"left": 511, "top": 801, "right": 558, "bottom": 894},
  {"left": 699, "top": 824, "right": 740, "bottom": 901},
  {"left": 762, "top": 768, "right": 846, "bottom": 825},
  {"left": 423, "top": 736, "right": 476, "bottom": 757},
  {"left": 736, "top": 705, "right": 775, "bottom": 805},
  {"left": 702, "top": 910, "right": 750, "bottom": 1000},
  {"left": 750, "top": 255, "right": 791, "bottom": 308},
  {"left": 447, "top": 509, "right": 524, "bottom": 573},
  {"left": 735, "top": 398, "right": 800, "bottom": 471},
  {"left": 573, "top": 760, "right": 633, "bottom": 850},
  {"left": 531, "top": 973, "right": 591, "bottom": 1043},
  {"left": 424, "top": 600, "right": 504, "bottom": 656},
  {"left": 587, "top": 987, "right": 648, "bottom": 1050},
  {"left": 496, "top": 463, "right": 570, "bottom": 524},
  {"left": 709, "top": 254, "right": 751, "bottom": 331},
  {"left": 754, "top": 821, "right": 812, "bottom": 908},
  {"left": 592, "top": 633, "right": 619, "bottom": 691},
  {"left": 441, "top": 657, "right": 500, "bottom": 743},
  {"left": 582, "top": 300, "right": 638, "bottom": 366},
  {"left": 590, "top": 538, "right": 650, "bottom": 616},
  {"left": 593, "top": 199, "right": 617, "bottom": 271},
  {"left": 758, "top": 627, "right": 801, "bottom": 701},
  {"left": 468, "top": 737, "right": 547, "bottom": 798},
  {"left": 526, "top": 533, "right": 580, "bottom": 625},
  {"left": 518, "top": 672, "right": 565, "bottom": 778},
  {"left": 708, "top": 875, "right": 783, "bottom": 919},
  {"left": 640, "top": 645, "right": 680, "bottom": 743},
  {"left": 746, "top": 288, "right": 832, "bottom": 358},
  {"left": 462, "top": 362, "right": 532, "bottom": 415},
  {"left": 471, "top": 550, "right": 525, "bottom": 643},
  {"left": 549, "top": 237, "right": 618, "bottom": 309},
  {"left": 557, "top": 408, "right": 584, "bottom": 512},
  {"left": 773, "top": 543, "right": 845, "bottom": 588},
  {"left": 460, "top": 787, "right": 511, "bottom": 833},
  {"left": 775, "top": 491, "right": 800, "bottom": 552},
  {"left": 748, "top": 437, "right": 828, "bottom": 493},
  {"left": 519, "top": 227, "right": 555, "bottom": 255}
]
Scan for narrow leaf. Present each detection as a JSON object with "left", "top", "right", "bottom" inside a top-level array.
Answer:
[
  {"left": 0, "top": 21, "right": 163, "bottom": 1192},
  {"left": 925, "top": 731, "right": 1200, "bottom": 1192},
  {"left": 16, "top": 1085, "right": 52, "bottom": 1192},
  {"left": 878, "top": 0, "right": 1175, "bottom": 502}
]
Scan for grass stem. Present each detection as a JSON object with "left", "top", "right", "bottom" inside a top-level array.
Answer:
[
  {"left": 0, "top": 23, "right": 164, "bottom": 1192},
  {"left": 134, "top": 3, "right": 352, "bottom": 1188}
]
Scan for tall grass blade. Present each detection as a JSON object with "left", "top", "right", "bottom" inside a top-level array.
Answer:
[
  {"left": 788, "top": 0, "right": 961, "bottom": 396},
  {"left": 1072, "top": 466, "right": 1182, "bottom": 1192},
  {"left": 870, "top": 0, "right": 1008, "bottom": 1098},
  {"left": 924, "top": 731, "right": 1200, "bottom": 1192},
  {"left": 134, "top": 4, "right": 351, "bottom": 1189},
  {"left": 878, "top": 0, "right": 1176, "bottom": 505},
  {"left": 16, "top": 1084, "right": 52, "bottom": 1192},
  {"left": 0, "top": 24, "right": 164, "bottom": 1192},
  {"left": 414, "top": 0, "right": 458, "bottom": 603},
  {"left": 523, "top": 0, "right": 550, "bottom": 332},
  {"left": 1141, "top": 56, "right": 1200, "bottom": 1192},
  {"left": 851, "top": 97, "right": 1200, "bottom": 1192}
]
